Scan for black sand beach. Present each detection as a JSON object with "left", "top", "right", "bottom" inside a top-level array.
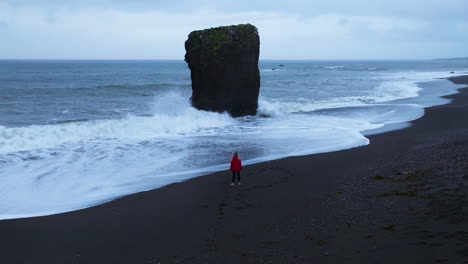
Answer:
[{"left": 1, "top": 76, "right": 467, "bottom": 264}]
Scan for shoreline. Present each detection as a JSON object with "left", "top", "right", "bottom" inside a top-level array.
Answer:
[{"left": 0, "top": 76, "right": 467, "bottom": 263}]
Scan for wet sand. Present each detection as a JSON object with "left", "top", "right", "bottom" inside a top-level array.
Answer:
[{"left": 0, "top": 76, "right": 467, "bottom": 263}]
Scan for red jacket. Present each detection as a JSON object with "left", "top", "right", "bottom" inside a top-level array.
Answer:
[{"left": 230, "top": 156, "right": 242, "bottom": 171}]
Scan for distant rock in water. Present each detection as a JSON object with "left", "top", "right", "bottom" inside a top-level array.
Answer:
[{"left": 184, "top": 24, "right": 260, "bottom": 117}]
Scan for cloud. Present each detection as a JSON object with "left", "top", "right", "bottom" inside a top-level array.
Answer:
[{"left": 0, "top": 2, "right": 466, "bottom": 59}]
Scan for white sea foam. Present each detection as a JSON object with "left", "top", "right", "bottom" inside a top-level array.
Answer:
[
  {"left": 258, "top": 70, "right": 459, "bottom": 118},
  {"left": 373, "top": 80, "right": 421, "bottom": 102},
  {"left": 324, "top": 66, "right": 345, "bottom": 69},
  {"left": 258, "top": 96, "right": 378, "bottom": 116},
  {"left": 0, "top": 93, "right": 234, "bottom": 153}
]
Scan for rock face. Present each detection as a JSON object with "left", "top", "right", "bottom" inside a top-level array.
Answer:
[{"left": 184, "top": 24, "right": 260, "bottom": 117}]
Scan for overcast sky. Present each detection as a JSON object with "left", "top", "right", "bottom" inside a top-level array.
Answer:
[{"left": 1, "top": 0, "right": 467, "bottom": 60}]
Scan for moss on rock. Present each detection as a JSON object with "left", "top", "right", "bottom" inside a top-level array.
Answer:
[{"left": 187, "top": 24, "right": 258, "bottom": 57}]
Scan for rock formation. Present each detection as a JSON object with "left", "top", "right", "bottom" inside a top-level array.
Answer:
[{"left": 184, "top": 24, "right": 260, "bottom": 117}]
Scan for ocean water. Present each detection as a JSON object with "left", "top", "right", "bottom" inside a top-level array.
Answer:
[{"left": 0, "top": 60, "right": 467, "bottom": 220}]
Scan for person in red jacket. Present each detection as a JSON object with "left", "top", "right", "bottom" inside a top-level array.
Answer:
[{"left": 230, "top": 152, "right": 242, "bottom": 186}]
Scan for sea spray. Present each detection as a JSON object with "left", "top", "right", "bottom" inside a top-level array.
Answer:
[{"left": 0, "top": 92, "right": 234, "bottom": 153}]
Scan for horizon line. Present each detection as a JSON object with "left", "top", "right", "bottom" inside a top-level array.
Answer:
[{"left": 0, "top": 58, "right": 449, "bottom": 61}]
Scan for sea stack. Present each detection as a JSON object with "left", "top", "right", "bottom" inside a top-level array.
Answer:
[{"left": 184, "top": 24, "right": 260, "bottom": 117}]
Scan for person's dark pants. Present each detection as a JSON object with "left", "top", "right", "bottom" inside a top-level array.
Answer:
[{"left": 232, "top": 171, "right": 240, "bottom": 183}]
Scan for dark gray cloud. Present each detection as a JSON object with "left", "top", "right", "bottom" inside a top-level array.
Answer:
[
  {"left": 4, "top": 0, "right": 466, "bottom": 18},
  {"left": 0, "top": 0, "right": 466, "bottom": 59}
]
